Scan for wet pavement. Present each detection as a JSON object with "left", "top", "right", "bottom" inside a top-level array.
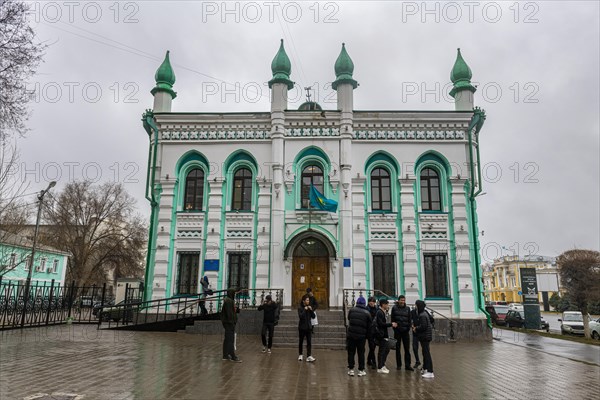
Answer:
[{"left": 1, "top": 325, "right": 599, "bottom": 400}]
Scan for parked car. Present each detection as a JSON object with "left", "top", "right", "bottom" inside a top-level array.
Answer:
[
  {"left": 77, "top": 296, "right": 96, "bottom": 307},
  {"left": 486, "top": 301, "right": 508, "bottom": 306},
  {"left": 508, "top": 303, "right": 524, "bottom": 311},
  {"left": 590, "top": 318, "right": 600, "bottom": 340},
  {"left": 505, "top": 309, "right": 549, "bottom": 331},
  {"left": 98, "top": 299, "right": 142, "bottom": 322},
  {"left": 559, "top": 311, "right": 584, "bottom": 335},
  {"left": 92, "top": 300, "right": 114, "bottom": 316},
  {"left": 485, "top": 304, "right": 509, "bottom": 326}
]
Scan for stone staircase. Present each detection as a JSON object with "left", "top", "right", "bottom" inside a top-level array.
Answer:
[{"left": 272, "top": 309, "right": 347, "bottom": 350}]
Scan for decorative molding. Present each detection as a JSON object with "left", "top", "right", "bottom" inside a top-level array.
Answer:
[
  {"left": 177, "top": 230, "right": 202, "bottom": 239},
  {"left": 177, "top": 214, "right": 204, "bottom": 230},
  {"left": 226, "top": 230, "right": 252, "bottom": 238},
  {"left": 161, "top": 129, "right": 271, "bottom": 141},
  {"left": 285, "top": 127, "right": 340, "bottom": 137},
  {"left": 352, "top": 130, "right": 465, "bottom": 141},
  {"left": 371, "top": 231, "right": 396, "bottom": 240},
  {"left": 421, "top": 231, "right": 447, "bottom": 239}
]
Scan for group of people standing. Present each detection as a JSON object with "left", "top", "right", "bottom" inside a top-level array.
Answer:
[{"left": 347, "top": 295, "right": 435, "bottom": 378}]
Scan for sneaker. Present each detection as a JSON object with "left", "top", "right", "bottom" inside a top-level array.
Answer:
[
  {"left": 357, "top": 370, "right": 367, "bottom": 377},
  {"left": 298, "top": 355, "right": 303, "bottom": 361},
  {"left": 230, "top": 357, "right": 242, "bottom": 363},
  {"left": 222, "top": 356, "right": 230, "bottom": 361},
  {"left": 262, "top": 347, "right": 267, "bottom": 353},
  {"left": 306, "top": 356, "right": 316, "bottom": 362},
  {"left": 405, "top": 367, "right": 415, "bottom": 371},
  {"left": 377, "top": 368, "right": 389, "bottom": 374},
  {"left": 381, "top": 366, "right": 390, "bottom": 373},
  {"left": 267, "top": 348, "right": 272, "bottom": 354},
  {"left": 423, "top": 372, "right": 434, "bottom": 378},
  {"left": 347, "top": 369, "right": 355, "bottom": 376}
]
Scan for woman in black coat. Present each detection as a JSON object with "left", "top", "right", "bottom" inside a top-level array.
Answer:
[{"left": 298, "top": 295, "right": 316, "bottom": 362}]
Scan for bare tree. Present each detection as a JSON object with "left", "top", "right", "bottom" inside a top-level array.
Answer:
[
  {"left": 43, "top": 180, "right": 147, "bottom": 287},
  {"left": 557, "top": 249, "right": 600, "bottom": 339},
  {"left": 0, "top": 0, "right": 47, "bottom": 140},
  {"left": 0, "top": 140, "right": 33, "bottom": 237}
]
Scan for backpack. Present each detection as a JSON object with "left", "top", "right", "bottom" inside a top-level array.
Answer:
[{"left": 426, "top": 310, "right": 435, "bottom": 329}]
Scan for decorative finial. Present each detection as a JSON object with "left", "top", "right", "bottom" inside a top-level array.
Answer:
[
  {"left": 269, "top": 39, "right": 294, "bottom": 89},
  {"left": 151, "top": 50, "right": 177, "bottom": 98},
  {"left": 332, "top": 43, "right": 358, "bottom": 90},
  {"left": 450, "top": 48, "right": 475, "bottom": 98}
]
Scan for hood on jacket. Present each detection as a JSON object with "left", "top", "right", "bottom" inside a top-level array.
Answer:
[
  {"left": 416, "top": 300, "right": 426, "bottom": 313},
  {"left": 227, "top": 288, "right": 236, "bottom": 299}
]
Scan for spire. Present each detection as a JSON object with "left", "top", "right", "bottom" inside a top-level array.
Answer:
[
  {"left": 151, "top": 51, "right": 176, "bottom": 99},
  {"left": 450, "top": 48, "right": 475, "bottom": 98},
  {"left": 332, "top": 43, "right": 358, "bottom": 90},
  {"left": 269, "top": 39, "right": 293, "bottom": 89}
]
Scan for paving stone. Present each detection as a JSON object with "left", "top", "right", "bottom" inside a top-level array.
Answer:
[{"left": 0, "top": 324, "right": 598, "bottom": 399}]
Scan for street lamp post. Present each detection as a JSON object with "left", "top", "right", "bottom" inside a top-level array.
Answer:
[{"left": 20, "top": 181, "right": 56, "bottom": 328}]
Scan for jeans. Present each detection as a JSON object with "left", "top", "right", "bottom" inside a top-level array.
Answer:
[
  {"left": 261, "top": 323, "right": 275, "bottom": 349},
  {"left": 377, "top": 338, "right": 390, "bottom": 369},
  {"left": 412, "top": 331, "right": 420, "bottom": 363},
  {"left": 394, "top": 330, "right": 411, "bottom": 368},
  {"left": 299, "top": 329, "right": 312, "bottom": 356},
  {"left": 347, "top": 337, "right": 366, "bottom": 370},
  {"left": 223, "top": 324, "right": 236, "bottom": 359},
  {"left": 421, "top": 340, "right": 433, "bottom": 373}
]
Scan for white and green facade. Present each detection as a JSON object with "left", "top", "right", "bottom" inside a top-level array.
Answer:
[{"left": 142, "top": 43, "right": 488, "bottom": 320}]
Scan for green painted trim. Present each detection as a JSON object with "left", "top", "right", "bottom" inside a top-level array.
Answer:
[
  {"left": 425, "top": 297, "right": 452, "bottom": 300},
  {"left": 200, "top": 185, "right": 211, "bottom": 278},
  {"left": 413, "top": 180, "right": 422, "bottom": 298},
  {"left": 251, "top": 183, "right": 260, "bottom": 290},
  {"left": 447, "top": 181, "right": 461, "bottom": 314},
  {"left": 218, "top": 180, "right": 226, "bottom": 292},
  {"left": 142, "top": 110, "right": 159, "bottom": 301},
  {"left": 285, "top": 225, "right": 338, "bottom": 256},
  {"left": 363, "top": 180, "right": 371, "bottom": 290},
  {"left": 165, "top": 180, "right": 178, "bottom": 299},
  {"left": 267, "top": 189, "right": 273, "bottom": 287},
  {"left": 364, "top": 160, "right": 398, "bottom": 213}
]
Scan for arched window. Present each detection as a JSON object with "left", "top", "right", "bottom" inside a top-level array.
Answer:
[
  {"left": 420, "top": 168, "right": 441, "bottom": 211},
  {"left": 301, "top": 165, "right": 324, "bottom": 208},
  {"left": 371, "top": 168, "right": 391, "bottom": 211},
  {"left": 184, "top": 169, "right": 204, "bottom": 211},
  {"left": 232, "top": 168, "right": 253, "bottom": 211}
]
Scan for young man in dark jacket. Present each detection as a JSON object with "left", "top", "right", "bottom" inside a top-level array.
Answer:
[
  {"left": 375, "top": 299, "right": 397, "bottom": 374},
  {"left": 258, "top": 295, "right": 278, "bottom": 353},
  {"left": 410, "top": 306, "right": 421, "bottom": 369},
  {"left": 413, "top": 300, "right": 434, "bottom": 378},
  {"left": 221, "top": 288, "right": 241, "bottom": 362},
  {"left": 298, "top": 295, "right": 316, "bottom": 362},
  {"left": 366, "top": 296, "right": 378, "bottom": 369},
  {"left": 346, "top": 296, "right": 372, "bottom": 377},
  {"left": 391, "top": 295, "right": 414, "bottom": 371}
]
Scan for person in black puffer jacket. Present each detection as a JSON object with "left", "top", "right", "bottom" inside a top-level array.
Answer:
[
  {"left": 375, "top": 299, "right": 397, "bottom": 373},
  {"left": 346, "top": 296, "right": 372, "bottom": 376},
  {"left": 258, "top": 295, "right": 279, "bottom": 353},
  {"left": 366, "top": 297, "right": 378, "bottom": 369},
  {"left": 413, "top": 300, "right": 434, "bottom": 378},
  {"left": 391, "top": 295, "right": 413, "bottom": 371},
  {"left": 410, "top": 306, "right": 421, "bottom": 369}
]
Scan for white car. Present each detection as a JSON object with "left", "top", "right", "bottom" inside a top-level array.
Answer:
[
  {"left": 590, "top": 317, "right": 600, "bottom": 340},
  {"left": 508, "top": 303, "right": 524, "bottom": 311},
  {"left": 559, "top": 311, "right": 584, "bottom": 335}
]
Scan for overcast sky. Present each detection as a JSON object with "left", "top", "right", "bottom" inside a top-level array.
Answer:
[{"left": 13, "top": 1, "right": 600, "bottom": 261}]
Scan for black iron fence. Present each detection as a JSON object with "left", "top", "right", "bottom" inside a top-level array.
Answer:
[{"left": 0, "top": 278, "right": 119, "bottom": 330}]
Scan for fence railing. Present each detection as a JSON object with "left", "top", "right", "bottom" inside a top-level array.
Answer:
[
  {"left": 0, "top": 278, "right": 115, "bottom": 330},
  {"left": 97, "top": 287, "right": 285, "bottom": 330}
]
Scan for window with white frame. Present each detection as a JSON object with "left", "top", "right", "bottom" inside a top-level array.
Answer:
[
  {"left": 52, "top": 259, "right": 59, "bottom": 273},
  {"left": 423, "top": 253, "right": 450, "bottom": 298},
  {"left": 9, "top": 253, "right": 16, "bottom": 268},
  {"left": 24, "top": 255, "right": 31, "bottom": 271}
]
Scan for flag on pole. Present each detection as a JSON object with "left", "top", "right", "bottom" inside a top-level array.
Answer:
[{"left": 309, "top": 185, "right": 338, "bottom": 213}]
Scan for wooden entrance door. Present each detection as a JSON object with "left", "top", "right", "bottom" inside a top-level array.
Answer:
[{"left": 292, "top": 257, "right": 329, "bottom": 309}]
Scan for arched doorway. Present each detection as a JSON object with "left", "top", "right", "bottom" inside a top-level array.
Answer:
[{"left": 292, "top": 237, "right": 330, "bottom": 309}]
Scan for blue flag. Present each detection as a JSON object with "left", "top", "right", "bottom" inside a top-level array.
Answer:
[{"left": 309, "top": 185, "right": 338, "bottom": 213}]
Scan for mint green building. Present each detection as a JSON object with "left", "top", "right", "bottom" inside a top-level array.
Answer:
[
  {"left": 0, "top": 230, "right": 69, "bottom": 286},
  {"left": 141, "top": 43, "right": 488, "bottom": 323}
]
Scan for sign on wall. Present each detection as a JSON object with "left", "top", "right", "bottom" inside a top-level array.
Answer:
[{"left": 204, "top": 259, "right": 219, "bottom": 271}]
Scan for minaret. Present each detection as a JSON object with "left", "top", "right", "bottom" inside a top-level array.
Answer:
[
  {"left": 151, "top": 51, "right": 176, "bottom": 112},
  {"left": 449, "top": 48, "right": 476, "bottom": 111},
  {"left": 332, "top": 43, "right": 357, "bottom": 290},
  {"left": 268, "top": 40, "right": 293, "bottom": 306}
]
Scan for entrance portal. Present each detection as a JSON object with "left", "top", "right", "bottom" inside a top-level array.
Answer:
[{"left": 292, "top": 237, "right": 329, "bottom": 309}]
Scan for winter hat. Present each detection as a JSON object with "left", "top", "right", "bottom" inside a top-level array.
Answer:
[
  {"left": 415, "top": 300, "right": 426, "bottom": 313},
  {"left": 356, "top": 296, "right": 366, "bottom": 306}
]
